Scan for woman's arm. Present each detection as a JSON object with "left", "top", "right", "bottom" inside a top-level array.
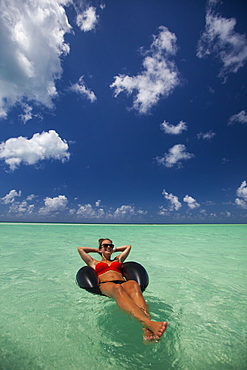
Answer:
[
  {"left": 114, "top": 245, "right": 132, "bottom": 263},
  {"left": 77, "top": 247, "right": 101, "bottom": 267}
]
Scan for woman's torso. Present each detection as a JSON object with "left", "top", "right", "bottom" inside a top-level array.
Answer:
[{"left": 94, "top": 260, "right": 125, "bottom": 283}]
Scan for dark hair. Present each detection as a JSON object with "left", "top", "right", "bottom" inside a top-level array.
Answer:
[{"left": 98, "top": 238, "right": 112, "bottom": 249}]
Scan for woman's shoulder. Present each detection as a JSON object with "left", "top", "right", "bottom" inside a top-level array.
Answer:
[{"left": 90, "top": 258, "right": 102, "bottom": 268}]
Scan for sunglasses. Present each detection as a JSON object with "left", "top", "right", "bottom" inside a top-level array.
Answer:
[{"left": 102, "top": 243, "right": 114, "bottom": 249}]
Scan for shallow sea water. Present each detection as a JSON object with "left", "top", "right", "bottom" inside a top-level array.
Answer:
[{"left": 0, "top": 223, "right": 246, "bottom": 370}]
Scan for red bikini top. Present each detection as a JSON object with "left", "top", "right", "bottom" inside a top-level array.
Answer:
[{"left": 95, "top": 261, "right": 122, "bottom": 276}]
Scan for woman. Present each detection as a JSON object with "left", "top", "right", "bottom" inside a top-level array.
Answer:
[{"left": 78, "top": 238, "right": 168, "bottom": 341}]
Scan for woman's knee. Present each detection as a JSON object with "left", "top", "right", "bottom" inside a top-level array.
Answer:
[
  {"left": 100, "top": 282, "right": 124, "bottom": 298},
  {"left": 123, "top": 280, "right": 141, "bottom": 293},
  {"left": 112, "top": 283, "right": 126, "bottom": 297}
]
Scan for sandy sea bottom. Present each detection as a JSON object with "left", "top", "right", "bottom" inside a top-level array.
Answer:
[{"left": 0, "top": 223, "right": 247, "bottom": 370}]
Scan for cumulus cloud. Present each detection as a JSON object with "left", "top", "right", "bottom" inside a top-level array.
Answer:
[
  {"left": 69, "top": 76, "right": 97, "bottom": 102},
  {"left": 235, "top": 198, "right": 247, "bottom": 209},
  {"left": 158, "top": 206, "right": 169, "bottom": 216},
  {"left": 19, "top": 104, "right": 33, "bottom": 123},
  {"left": 95, "top": 200, "right": 101, "bottom": 207},
  {"left": 235, "top": 181, "right": 247, "bottom": 209},
  {"left": 1, "top": 190, "right": 35, "bottom": 215},
  {"left": 9, "top": 200, "right": 34, "bottom": 214},
  {"left": 112, "top": 205, "right": 136, "bottom": 218},
  {"left": 0, "top": 0, "right": 72, "bottom": 118},
  {"left": 39, "top": 195, "right": 68, "bottom": 214},
  {"left": 110, "top": 26, "right": 180, "bottom": 114},
  {"left": 0, "top": 130, "right": 70, "bottom": 170},
  {"left": 197, "top": 130, "right": 216, "bottom": 140},
  {"left": 183, "top": 195, "right": 200, "bottom": 209},
  {"left": 197, "top": 1, "right": 247, "bottom": 77},
  {"left": 77, "top": 203, "right": 105, "bottom": 218},
  {"left": 162, "top": 190, "right": 182, "bottom": 211},
  {"left": 156, "top": 144, "right": 194, "bottom": 168},
  {"left": 75, "top": 202, "right": 147, "bottom": 219},
  {"left": 76, "top": 6, "right": 98, "bottom": 32},
  {"left": 137, "top": 209, "right": 147, "bottom": 215},
  {"left": 160, "top": 120, "right": 187, "bottom": 135},
  {"left": 27, "top": 194, "right": 36, "bottom": 201},
  {"left": 0, "top": 194, "right": 149, "bottom": 220},
  {"left": 228, "top": 110, "right": 247, "bottom": 125},
  {"left": 1, "top": 189, "right": 21, "bottom": 204}
]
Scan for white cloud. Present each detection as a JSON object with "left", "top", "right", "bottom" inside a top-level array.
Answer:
[
  {"left": 110, "top": 26, "right": 180, "bottom": 114},
  {"left": 70, "top": 76, "right": 97, "bottom": 102},
  {"left": 162, "top": 190, "right": 182, "bottom": 211},
  {"left": 19, "top": 104, "right": 33, "bottom": 123},
  {"left": 156, "top": 144, "right": 194, "bottom": 168},
  {"left": 1, "top": 189, "right": 21, "bottom": 204},
  {"left": 197, "top": 130, "right": 216, "bottom": 140},
  {"left": 160, "top": 120, "right": 187, "bottom": 135},
  {"left": 197, "top": 2, "right": 247, "bottom": 77},
  {"left": 76, "top": 203, "right": 146, "bottom": 219},
  {"left": 209, "top": 213, "right": 217, "bottom": 218},
  {"left": 183, "top": 195, "right": 200, "bottom": 209},
  {"left": 76, "top": 6, "right": 98, "bottom": 32},
  {"left": 39, "top": 195, "right": 68, "bottom": 214},
  {"left": 77, "top": 203, "right": 105, "bottom": 218},
  {"left": 235, "top": 181, "right": 247, "bottom": 209},
  {"left": 112, "top": 205, "right": 136, "bottom": 218},
  {"left": 228, "top": 110, "right": 247, "bottom": 125},
  {"left": 137, "top": 209, "right": 147, "bottom": 215},
  {"left": 1, "top": 190, "right": 35, "bottom": 215},
  {"left": 0, "top": 130, "right": 70, "bottom": 170},
  {"left": 236, "top": 181, "right": 247, "bottom": 200},
  {"left": 158, "top": 206, "right": 169, "bottom": 216},
  {"left": 235, "top": 198, "right": 247, "bottom": 209},
  {"left": 203, "top": 200, "right": 215, "bottom": 206},
  {"left": 26, "top": 194, "right": 36, "bottom": 201},
  {"left": 9, "top": 201, "right": 34, "bottom": 214},
  {"left": 95, "top": 200, "right": 101, "bottom": 207},
  {"left": 0, "top": 0, "right": 72, "bottom": 118}
]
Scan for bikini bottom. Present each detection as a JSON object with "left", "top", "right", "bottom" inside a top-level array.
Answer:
[{"left": 100, "top": 280, "right": 126, "bottom": 285}]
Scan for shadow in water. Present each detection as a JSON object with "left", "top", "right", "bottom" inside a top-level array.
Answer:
[
  {"left": 95, "top": 294, "right": 183, "bottom": 370},
  {"left": 0, "top": 331, "right": 44, "bottom": 370}
]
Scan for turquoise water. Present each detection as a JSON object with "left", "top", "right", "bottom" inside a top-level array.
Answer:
[{"left": 1, "top": 223, "right": 246, "bottom": 370}]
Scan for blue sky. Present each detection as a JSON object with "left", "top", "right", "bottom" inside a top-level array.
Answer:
[{"left": 0, "top": 0, "right": 247, "bottom": 223}]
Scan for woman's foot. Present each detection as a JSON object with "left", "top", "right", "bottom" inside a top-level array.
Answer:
[
  {"left": 146, "top": 321, "right": 168, "bottom": 340},
  {"left": 143, "top": 328, "right": 157, "bottom": 342}
]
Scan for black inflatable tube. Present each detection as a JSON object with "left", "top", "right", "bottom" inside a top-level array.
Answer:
[{"left": 76, "top": 261, "right": 149, "bottom": 295}]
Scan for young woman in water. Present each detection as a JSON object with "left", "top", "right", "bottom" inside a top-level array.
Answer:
[{"left": 78, "top": 238, "right": 168, "bottom": 341}]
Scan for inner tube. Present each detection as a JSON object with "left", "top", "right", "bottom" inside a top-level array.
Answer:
[{"left": 76, "top": 261, "right": 149, "bottom": 295}]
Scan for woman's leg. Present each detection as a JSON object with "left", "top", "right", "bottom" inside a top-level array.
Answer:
[
  {"left": 100, "top": 282, "right": 167, "bottom": 339},
  {"left": 120, "top": 281, "right": 161, "bottom": 340},
  {"left": 121, "top": 280, "right": 149, "bottom": 314}
]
